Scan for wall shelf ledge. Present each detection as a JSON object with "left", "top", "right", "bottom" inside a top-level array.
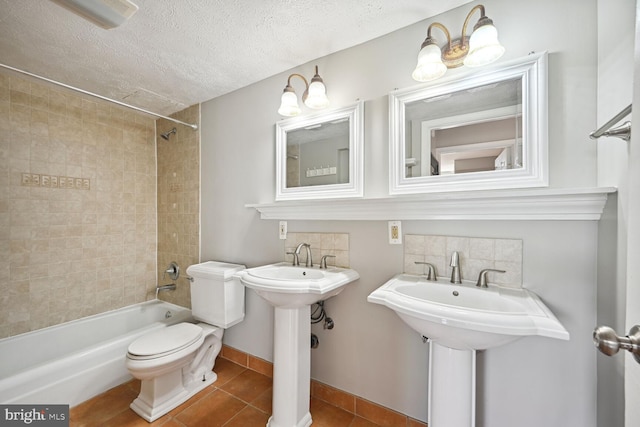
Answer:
[{"left": 247, "top": 187, "right": 616, "bottom": 221}]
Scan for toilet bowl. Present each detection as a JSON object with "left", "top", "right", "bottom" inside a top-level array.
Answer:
[{"left": 125, "top": 261, "right": 245, "bottom": 422}]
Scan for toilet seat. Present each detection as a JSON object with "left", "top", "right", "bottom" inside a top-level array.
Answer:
[{"left": 128, "top": 323, "right": 203, "bottom": 360}]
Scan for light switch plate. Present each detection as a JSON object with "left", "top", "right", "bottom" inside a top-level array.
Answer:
[
  {"left": 279, "top": 221, "right": 287, "bottom": 240},
  {"left": 388, "top": 221, "right": 402, "bottom": 244}
]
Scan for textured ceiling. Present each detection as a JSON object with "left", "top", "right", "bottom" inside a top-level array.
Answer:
[{"left": 0, "top": 0, "right": 471, "bottom": 115}]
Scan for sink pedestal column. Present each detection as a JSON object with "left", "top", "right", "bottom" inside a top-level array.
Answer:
[
  {"left": 268, "top": 306, "right": 312, "bottom": 427},
  {"left": 428, "top": 342, "right": 476, "bottom": 427}
]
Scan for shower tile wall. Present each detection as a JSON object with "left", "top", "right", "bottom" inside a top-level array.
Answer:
[
  {"left": 0, "top": 71, "right": 157, "bottom": 338},
  {"left": 156, "top": 105, "right": 200, "bottom": 308}
]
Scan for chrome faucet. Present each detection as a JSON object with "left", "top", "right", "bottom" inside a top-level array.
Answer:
[
  {"left": 450, "top": 251, "right": 461, "bottom": 284},
  {"left": 320, "top": 254, "right": 335, "bottom": 269},
  {"left": 155, "top": 283, "right": 176, "bottom": 299},
  {"left": 414, "top": 261, "right": 437, "bottom": 281},
  {"left": 476, "top": 269, "right": 506, "bottom": 288},
  {"left": 294, "top": 243, "right": 313, "bottom": 267}
]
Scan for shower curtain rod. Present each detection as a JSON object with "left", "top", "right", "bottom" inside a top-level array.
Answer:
[{"left": 0, "top": 63, "right": 198, "bottom": 130}]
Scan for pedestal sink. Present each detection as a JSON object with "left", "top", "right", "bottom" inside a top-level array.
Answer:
[
  {"left": 237, "top": 262, "right": 359, "bottom": 427},
  {"left": 367, "top": 274, "right": 569, "bottom": 427}
]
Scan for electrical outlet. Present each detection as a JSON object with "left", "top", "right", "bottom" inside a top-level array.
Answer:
[
  {"left": 388, "top": 221, "right": 402, "bottom": 244},
  {"left": 279, "top": 221, "right": 287, "bottom": 240}
]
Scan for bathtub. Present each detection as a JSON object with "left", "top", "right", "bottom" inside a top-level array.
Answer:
[{"left": 0, "top": 300, "right": 193, "bottom": 407}]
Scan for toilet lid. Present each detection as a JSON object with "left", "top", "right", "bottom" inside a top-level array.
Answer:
[{"left": 128, "top": 323, "right": 203, "bottom": 357}]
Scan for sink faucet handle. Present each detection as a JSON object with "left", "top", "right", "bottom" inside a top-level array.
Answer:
[
  {"left": 414, "top": 261, "right": 437, "bottom": 281},
  {"left": 320, "top": 255, "right": 336, "bottom": 269},
  {"left": 286, "top": 251, "right": 300, "bottom": 266},
  {"left": 476, "top": 268, "right": 506, "bottom": 288}
]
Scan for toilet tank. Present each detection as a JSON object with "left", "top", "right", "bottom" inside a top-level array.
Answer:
[{"left": 186, "top": 261, "right": 246, "bottom": 328}]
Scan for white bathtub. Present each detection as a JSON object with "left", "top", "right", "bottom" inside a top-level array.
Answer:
[{"left": 0, "top": 300, "right": 193, "bottom": 407}]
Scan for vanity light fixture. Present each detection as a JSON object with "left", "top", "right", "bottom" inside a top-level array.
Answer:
[
  {"left": 277, "top": 66, "right": 330, "bottom": 117},
  {"left": 412, "top": 4, "right": 505, "bottom": 82}
]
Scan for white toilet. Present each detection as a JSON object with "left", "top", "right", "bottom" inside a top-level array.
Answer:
[{"left": 125, "top": 261, "right": 245, "bottom": 422}]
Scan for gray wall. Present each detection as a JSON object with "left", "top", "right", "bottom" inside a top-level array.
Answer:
[
  {"left": 596, "top": 1, "right": 636, "bottom": 427},
  {"left": 200, "top": 0, "right": 602, "bottom": 425}
]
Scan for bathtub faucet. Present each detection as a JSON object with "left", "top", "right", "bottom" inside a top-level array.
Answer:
[{"left": 156, "top": 283, "right": 176, "bottom": 300}]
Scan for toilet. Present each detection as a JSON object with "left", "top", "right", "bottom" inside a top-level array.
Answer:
[{"left": 125, "top": 261, "right": 245, "bottom": 422}]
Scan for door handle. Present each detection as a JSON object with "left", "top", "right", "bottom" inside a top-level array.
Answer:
[{"left": 593, "top": 325, "right": 640, "bottom": 364}]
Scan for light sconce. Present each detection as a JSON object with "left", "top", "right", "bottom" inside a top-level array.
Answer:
[
  {"left": 412, "top": 4, "right": 505, "bottom": 82},
  {"left": 277, "top": 66, "right": 330, "bottom": 117}
]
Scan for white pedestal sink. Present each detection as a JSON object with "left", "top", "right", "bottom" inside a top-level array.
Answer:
[
  {"left": 237, "top": 262, "right": 359, "bottom": 427},
  {"left": 368, "top": 274, "right": 569, "bottom": 427}
]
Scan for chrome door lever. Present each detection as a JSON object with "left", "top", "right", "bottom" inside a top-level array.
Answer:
[{"left": 593, "top": 325, "right": 640, "bottom": 364}]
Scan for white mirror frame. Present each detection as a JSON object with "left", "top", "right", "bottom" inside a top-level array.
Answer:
[
  {"left": 389, "top": 52, "right": 548, "bottom": 195},
  {"left": 276, "top": 101, "right": 364, "bottom": 201}
]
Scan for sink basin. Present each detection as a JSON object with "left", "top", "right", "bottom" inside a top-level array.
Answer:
[
  {"left": 237, "top": 262, "right": 360, "bottom": 308},
  {"left": 367, "top": 274, "right": 569, "bottom": 350}
]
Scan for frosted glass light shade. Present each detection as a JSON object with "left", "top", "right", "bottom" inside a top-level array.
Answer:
[
  {"left": 304, "top": 81, "right": 329, "bottom": 109},
  {"left": 412, "top": 43, "right": 447, "bottom": 82},
  {"left": 278, "top": 91, "right": 301, "bottom": 117},
  {"left": 463, "top": 24, "right": 505, "bottom": 67}
]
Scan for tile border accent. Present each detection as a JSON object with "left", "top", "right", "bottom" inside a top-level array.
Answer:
[
  {"left": 21, "top": 173, "right": 90, "bottom": 190},
  {"left": 220, "top": 345, "right": 426, "bottom": 427}
]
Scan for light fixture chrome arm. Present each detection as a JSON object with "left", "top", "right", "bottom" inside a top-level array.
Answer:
[
  {"left": 461, "top": 5, "right": 488, "bottom": 41},
  {"left": 426, "top": 22, "right": 452, "bottom": 50},
  {"left": 284, "top": 74, "right": 310, "bottom": 102}
]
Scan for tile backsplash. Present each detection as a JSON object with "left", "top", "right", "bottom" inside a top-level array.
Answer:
[
  {"left": 284, "top": 232, "right": 350, "bottom": 268},
  {"left": 404, "top": 234, "right": 523, "bottom": 288}
]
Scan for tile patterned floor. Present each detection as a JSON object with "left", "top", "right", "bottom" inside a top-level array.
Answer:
[{"left": 69, "top": 358, "right": 387, "bottom": 426}]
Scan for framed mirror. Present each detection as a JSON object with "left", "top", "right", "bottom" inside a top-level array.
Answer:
[
  {"left": 276, "top": 101, "right": 364, "bottom": 200},
  {"left": 389, "top": 52, "right": 548, "bottom": 194}
]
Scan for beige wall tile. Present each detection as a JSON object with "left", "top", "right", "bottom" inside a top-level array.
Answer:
[
  {"left": 284, "top": 232, "right": 350, "bottom": 268},
  {"left": 0, "top": 70, "right": 158, "bottom": 338},
  {"left": 404, "top": 234, "right": 523, "bottom": 287},
  {"left": 156, "top": 105, "right": 200, "bottom": 309}
]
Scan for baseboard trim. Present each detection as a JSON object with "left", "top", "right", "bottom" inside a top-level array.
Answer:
[{"left": 220, "top": 344, "right": 426, "bottom": 427}]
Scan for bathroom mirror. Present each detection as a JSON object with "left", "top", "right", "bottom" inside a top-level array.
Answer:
[
  {"left": 389, "top": 52, "right": 548, "bottom": 194},
  {"left": 276, "top": 101, "right": 364, "bottom": 200}
]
